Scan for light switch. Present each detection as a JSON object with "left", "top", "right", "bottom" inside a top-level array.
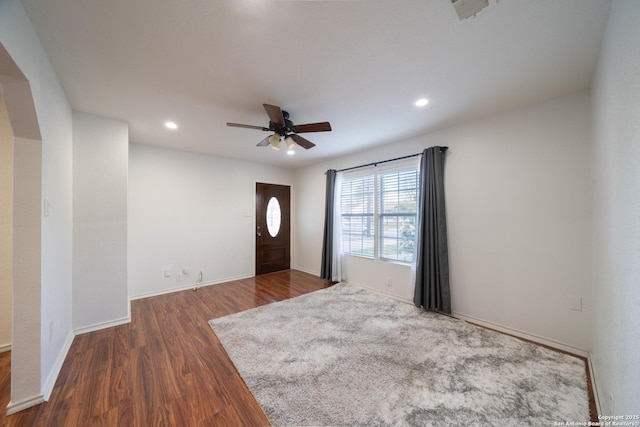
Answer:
[{"left": 568, "top": 296, "right": 582, "bottom": 312}]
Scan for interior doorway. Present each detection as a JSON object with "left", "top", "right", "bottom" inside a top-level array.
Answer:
[{"left": 255, "top": 183, "right": 290, "bottom": 275}]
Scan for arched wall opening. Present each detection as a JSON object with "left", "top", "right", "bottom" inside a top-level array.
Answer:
[{"left": 0, "top": 41, "right": 44, "bottom": 415}]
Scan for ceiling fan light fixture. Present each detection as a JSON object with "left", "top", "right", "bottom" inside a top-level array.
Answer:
[
  {"left": 269, "top": 133, "right": 281, "bottom": 150},
  {"left": 285, "top": 136, "right": 296, "bottom": 150},
  {"left": 285, "top": 136, "right": 297, "bottom": 155}
]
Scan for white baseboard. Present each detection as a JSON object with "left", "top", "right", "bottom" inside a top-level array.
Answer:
[
  {"left": 6, "top": 394, "right": 44, "bottom": 415},
  {"left": 42, "top": 331, "right": 75, "bottom": 401},
  {"left": 291, "top": 265, "right": 320, "bottom": 277},
  {"left": 588, "top": 353, "right": 601, "bottom": 416},
  {"left": 347, "top": 281, "right": 414, "bottom": 305},
  {"left": 129, "top": 273, "right": 254, "bottom": 301},
  {"left": 453, "top": 312, "right": 589, "bottom": 358},
  {"left": 0, "top": 343, "right": 10, "bottom": 353},
  {"left": 73, "top": 315, "right": 131, "bottom": 336}
]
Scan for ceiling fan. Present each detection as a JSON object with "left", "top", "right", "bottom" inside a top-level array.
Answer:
[{"left": 227, "top": 104, "right": 331, "bottom": 151}]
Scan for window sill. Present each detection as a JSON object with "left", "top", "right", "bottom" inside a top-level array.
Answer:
[{"left": 344, "top": 254, "right": 413, "bottom": 267}]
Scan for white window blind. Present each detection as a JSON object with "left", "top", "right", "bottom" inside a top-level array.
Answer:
[
  {"left": 341, "top": 173, "right": 375, "bottom": 257},
  {"left": 378, "top": 167, "right": 419, "bottom": 261},
  {"left": 340, "top": 158, "right": 419, "bottom": 262}
]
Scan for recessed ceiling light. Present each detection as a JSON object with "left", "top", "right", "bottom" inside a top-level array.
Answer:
[
  {"left": 414, "top": 98, "right": 429, "bottom": 107},
  {"left": 164, "top": 121, "right": 178, "bottom": 129}
]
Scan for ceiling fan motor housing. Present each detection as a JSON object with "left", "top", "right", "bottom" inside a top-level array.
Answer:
[{"left": 271, "top": 111, "right": 295, "bottom": 136}]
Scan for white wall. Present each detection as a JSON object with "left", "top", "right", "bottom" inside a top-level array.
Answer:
[
  {"left": 128, "top": 144, "right": 294, "bottom": 298},
  {"left": 295, "top": 91, "right": 592, "bottom": 353},
  {"left": 0, "top": 93, "right": 13, "bottom": 352},
  {"left": 0, "top": 0, "right": 73, "bottom": 408},
  {"left": 72, "top": 111, "right": 129, "bottom": 332},
  {"left": 590, "top": 0, "right": 640, "bottom": 415}
]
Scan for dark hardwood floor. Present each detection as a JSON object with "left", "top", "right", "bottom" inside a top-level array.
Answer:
[
  {"left": 2, "top": 270, "right": 597, "bottom": 425},
  {"left": 1, "top": 269, "right": 330, "bottom": 426}
]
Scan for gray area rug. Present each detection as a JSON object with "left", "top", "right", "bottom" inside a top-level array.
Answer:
[{"left": 209, "top": 284, "right": 589, "bottom": 426}]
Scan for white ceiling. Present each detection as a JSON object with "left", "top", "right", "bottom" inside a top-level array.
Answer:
[{"left": 21, "top": 0, "right": 611, "bottom": 168}]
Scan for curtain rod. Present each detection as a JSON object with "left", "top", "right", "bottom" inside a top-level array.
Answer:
[{"left": 328, "top": 146, "right": 448, "bottom": 174}]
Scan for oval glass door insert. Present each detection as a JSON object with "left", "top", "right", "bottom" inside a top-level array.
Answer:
[{"left": 266, "top": 196, "right": 281, "bottom": 237}]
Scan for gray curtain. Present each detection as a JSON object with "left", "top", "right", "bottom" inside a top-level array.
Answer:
[
  {"left": 320, "top": 169, "right": 337, "bottom": 280},
  {"left": 413, "top": 147, "right": 451, "bottom": 314}
]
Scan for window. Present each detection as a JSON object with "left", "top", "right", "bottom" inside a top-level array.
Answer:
[
  {"left": 340, "top": 159, "right": 419, "bottom": 262},
  {"left": 266, "top": 196, "right": 282, "bottom": 237}
]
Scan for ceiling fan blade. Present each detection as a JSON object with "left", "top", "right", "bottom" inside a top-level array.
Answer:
[
  {"left": 227, "top": 122, "right": 269, "bottom": 131},
  {"left": 263, "top": 104, "right": 285, "bottom": 126},
  {"left": 291, "top": 134, "right": 316, "bottom": 149},
  {"left": 257, "top": 136, "right": 270, "bottom": 147},
  {"left": 293, "top": 122, "right": 332, "bottom": 133}
]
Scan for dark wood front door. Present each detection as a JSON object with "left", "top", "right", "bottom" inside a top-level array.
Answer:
[{"left": 256, "top": 183, "right": 290, "bottom": 275}]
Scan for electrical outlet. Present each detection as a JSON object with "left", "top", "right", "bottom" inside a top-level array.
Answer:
[
  {"left": 182, "top": 267, "right": 190, "bottom": 275},
  {"left": 162, "top": 265, "right": 173, "bottom": 279},
  {"left": 386, "top": 278, "right": 392, "bottom": 287}
]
